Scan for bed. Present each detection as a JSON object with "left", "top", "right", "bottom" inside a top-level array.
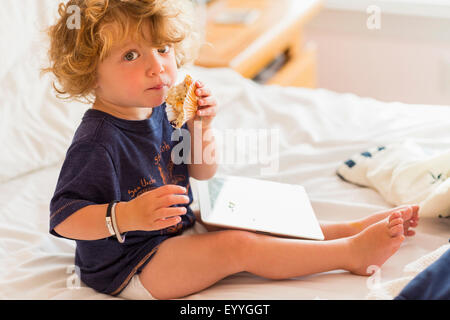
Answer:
[{"left": 0, "top": 0, "right": 449, "bottom": 300}]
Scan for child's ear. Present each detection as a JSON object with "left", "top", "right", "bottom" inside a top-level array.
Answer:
[{"left": 92, "top": 73, "right": 99, "bottom": 89}]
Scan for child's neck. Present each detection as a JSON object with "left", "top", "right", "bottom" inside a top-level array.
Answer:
[{"left": 92, "top": 98, "right": 153, "bottom": 121}]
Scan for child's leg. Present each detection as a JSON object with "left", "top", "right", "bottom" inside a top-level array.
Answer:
[
  {"left": 139, "top": 212, "right": 405, "bottom": 299},
  {"left": 139, "top": 230, "right": 255, "bottom": 299},
  {"left": 194, "top": 205, "right": 419, "bottom": 241}
]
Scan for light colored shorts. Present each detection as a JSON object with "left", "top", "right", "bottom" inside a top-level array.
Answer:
[
  {"left": 118, "top": 221, "right": 208, "bottom": 300},
  {"left": 118, "top": 273, "right": 155, "bottom": 300}
]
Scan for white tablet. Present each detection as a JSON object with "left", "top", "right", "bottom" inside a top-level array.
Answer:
[{"left": 195, "top": 175, "right": 324, "bottom": 240}]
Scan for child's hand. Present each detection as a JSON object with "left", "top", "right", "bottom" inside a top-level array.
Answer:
[
  {"left": 117, "top": 184, "right": 189, "bottom": 232},
  {"left": 188, "top": 80, "right": 217, "bottom": 128}
]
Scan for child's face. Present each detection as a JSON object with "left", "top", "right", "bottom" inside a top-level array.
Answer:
[{"left": 94, "top": 26, "right": 178, "bottom": 117}]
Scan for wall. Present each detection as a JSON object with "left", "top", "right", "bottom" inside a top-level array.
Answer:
[{"left": 303, "top": 6, "right": 450, "bottom": 106}]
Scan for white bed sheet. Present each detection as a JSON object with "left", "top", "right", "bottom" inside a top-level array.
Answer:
[{"left": 0, "top": 67, "right": 449, "bottom": 300}]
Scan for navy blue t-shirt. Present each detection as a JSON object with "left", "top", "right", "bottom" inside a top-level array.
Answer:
[{"left": 49, "top": 104, "right": 196, "bottom": 295}]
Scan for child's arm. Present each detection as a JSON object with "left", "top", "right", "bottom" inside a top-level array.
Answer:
[
  {"left": 54, "top": 185, "right": 189, "bottom": 240},
  {"left": 186, "top": 80, "right": 218, "bottom": 180}
]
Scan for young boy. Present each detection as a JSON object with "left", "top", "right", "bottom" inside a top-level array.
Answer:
[{"left": 45, "top": 0, "right": 419, "bottom": 300}]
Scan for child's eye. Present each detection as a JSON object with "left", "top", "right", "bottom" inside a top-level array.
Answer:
[
  {"left": 124, "top": 51, "right": 139, "bottom": 62},
  {"left": 157, "top": 45, "right": 171, "bottom": 54}
]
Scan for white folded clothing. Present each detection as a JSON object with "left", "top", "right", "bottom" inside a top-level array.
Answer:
[{"left": 337, "top": 140, "right": 450, "bottom": 218}]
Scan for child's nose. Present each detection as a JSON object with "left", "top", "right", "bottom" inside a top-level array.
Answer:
[{"left": 146, "top": 53, "right": 165, "bottom": 77}]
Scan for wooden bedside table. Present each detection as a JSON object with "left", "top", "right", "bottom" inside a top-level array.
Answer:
[{"left": 194, "top": 0, "right": 323, "bottom": 88}]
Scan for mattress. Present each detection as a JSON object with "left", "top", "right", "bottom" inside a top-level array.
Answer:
[{"left": 1, "top": 66, "right": 449, "bottom": 300}]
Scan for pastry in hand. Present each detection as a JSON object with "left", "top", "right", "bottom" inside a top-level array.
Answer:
[{"left": 165, "top": 75, "right": 198, "bottom": 128}]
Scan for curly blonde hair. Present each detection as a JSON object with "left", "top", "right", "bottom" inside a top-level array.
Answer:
[{"left": 42, "top": 0, "right": 202, "bottom": 103}]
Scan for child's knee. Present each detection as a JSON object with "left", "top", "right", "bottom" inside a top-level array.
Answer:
[
  {"left": 215, "top": 230, "right": 257, "bottom": 263},
  {"left": 218, "top": 229, "right": 257, "bottom": 245}
]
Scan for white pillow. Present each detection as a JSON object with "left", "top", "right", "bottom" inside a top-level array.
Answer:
[{"left": 0, "top": 0, "right": 89, "bottom": 183}]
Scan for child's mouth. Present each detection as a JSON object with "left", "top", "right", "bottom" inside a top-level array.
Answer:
[{"left": 147, "top": 85, "right": 164, "bottom": 90}]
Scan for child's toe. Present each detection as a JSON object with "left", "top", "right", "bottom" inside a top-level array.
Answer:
[
  {"left": 408, "top": 205, "right": 420, "bottom": 220},
  {"left": 389, "top": 223, "right": 404, "bottom": 237},
  {"left": 389, "top": 212, "right": 401, "bottom": 222},
  {"left": 389, "top": 217, "right": 403, "bottom": 227},
  {"left": 399, "top": 206, "right": 413, "bottom": 221}
]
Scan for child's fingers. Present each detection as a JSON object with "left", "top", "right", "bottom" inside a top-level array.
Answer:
[
  {"left": 196, "top": 87, "right": 211, "bottom": 97},
  {"left": 152, "top": 184, "right": 187, "bottom": 197},
  {"left": 155, "top": 206, "right": 187, "bottom": 221},
  {"left": 197, "top": 105, "right": 217, "bottom": 117},
  {"left": 198, "top": 97, "right": 217, "bottom": 108},
  {"left": 156, "top": 194, "right": 190, "bottom": 209},
  {"left": 195, "top": 80, "right": 204, "bottom": 88},
  {"left": 154, "top": 216, "right": 182, "bottom": 230}
]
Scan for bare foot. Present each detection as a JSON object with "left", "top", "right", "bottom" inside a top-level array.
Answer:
[
  {"left": 348, "top": 212, "right": 405, "bottom": 276},
  {"left": 348, "top": 205, "right": 420, "bottom": 237},
  {"left": 398, "top": 205, "right": 420, "bottom": 237}
]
